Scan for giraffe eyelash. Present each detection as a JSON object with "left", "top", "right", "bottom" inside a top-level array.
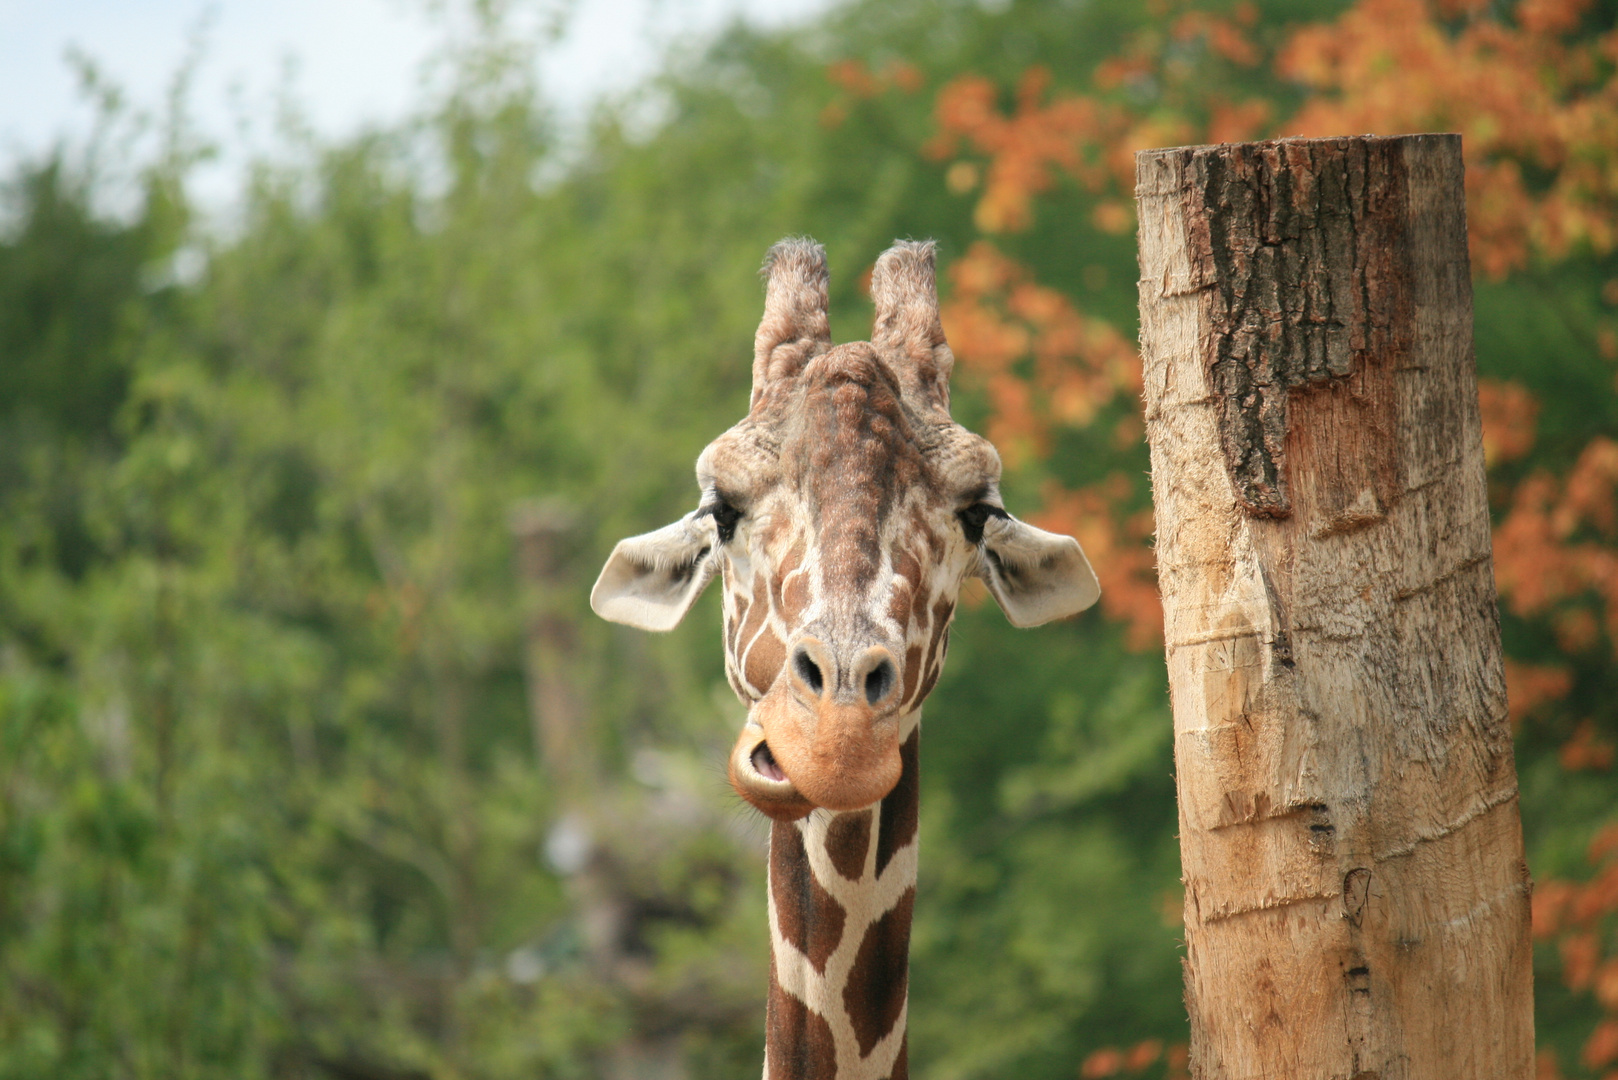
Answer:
[
  {"left": 956, "top": 502, "right": 1008, "bottom": 546},
  {"left": 699, "top": 496, "right": 744, "bottom": 544}
]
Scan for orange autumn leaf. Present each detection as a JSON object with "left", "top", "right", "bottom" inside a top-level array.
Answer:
[
  {"left": 1502, "top": 657, "right": 1572, "bottom": 727},
  {"left": 1561, "top": 719, "right": 1617, "bottom": 772},
  {"left": 1596, "top": 958, "right": 1618, "bottom": 1011},
  {"left": 1590, "top": 822, "right": 1618, "bottom": 863},
  {"left": 1171, "top": 10, "right": 1261, "bottom": 66},
  {"left": 1477, "top": 378, "right": 1540, "bottom": 466},
  {"left": 1571, "top": 864, "right": 1618, "bottom": 924},
  {"left": 1124, "top": 1039, "right": 1164, "bottom": 1070},
  {"left": 1534, "top": 878, "right": 1579, "bottom": 937},
  {"left": 821, "top": 58, "right": 926, "bottom": 128},
  {"left": 1081, "top": 1047, "right": 1125, "bottom": 1078},
  {"left": 942, "top": 241, "right": 1141, "bottom": 466},
  {"left": 1587, "top": 1018, "right": 1618, "bottom": 1069},
  {"left": 1207, "top": 98, "right": 1275, "bottom": 144},
  {"left": 930, "top": 67, "right": 1130, "bottom": 232},
  {"left": 1493, "top": 442, "right": 1618, "bottom": 649},
  {"left": 1566, "top": 933, "right": 1603, "bottom": 989}
]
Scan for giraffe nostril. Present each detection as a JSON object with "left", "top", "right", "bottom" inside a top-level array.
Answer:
[
  {"left": 793, "top": 648, "right": 824, "bottom": 696},
  {"left": 865, "top": 659, "right": 895, "bottom": 705}
]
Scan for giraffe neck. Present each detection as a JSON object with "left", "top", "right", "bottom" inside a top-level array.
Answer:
[{"left": 764, "top": 718, "right": 920, "bottom": 1080}]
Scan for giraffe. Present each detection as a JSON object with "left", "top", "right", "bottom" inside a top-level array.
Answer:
[{"left": 590, "top": 238, "right": 1099, "bottom": 1079}]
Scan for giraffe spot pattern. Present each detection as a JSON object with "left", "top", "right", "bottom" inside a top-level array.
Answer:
[
  {"left": 825, "top": 810, "right": 873, "bottom": 882},
  {"left": 726, "top": 666, "right": 749, "bottom": 703},
  {"left": 909, "top": 597, "right": 953, "bottom": 709},
  {"left": 747, "top": 627, "right": 787, "bottom": 699},
  {"left": 728, "top": 592, "right": 750, "bottom": 652},
  {"left": 736, "top": 580, "right": 769, "bottom": 654},
  {"left": 772, "top": 819, "right": 846, "bottom": 974},
  {"left": 907, "top": 555, "right": 932, "bottom": 631},
  {"left": 909, "top": 506, "right": 944, "bottom": 562},
  {"left": 767, "top": 972, "right": 839, "bottom": 1080},
  {"left": 899, "top": 644, "right": 922, "bottom": 714},
  {"left": 783, "top": 571, "right": 811, "bottom": 624},
  {"left": 876, "top": 730, "right": 920, "bottom": 880},
  {"left": 887, "top": 543, "right": 922, "bottom": 628},
  {"left": 918, "top": 624, "right": 948, "bottom": 704},
  {"left": 842, "top": 885, "right": 915, "bottom": 1058}
]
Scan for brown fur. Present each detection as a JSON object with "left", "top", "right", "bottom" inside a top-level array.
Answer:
[
  {"left": 875, "top": 731, "right": 920, "bottom": 880},
  {"left": 754, "top": 240, "right": 832, "bottom": 410},
  {"left": 870, "top": 240, "right": 953, "bottom": 412},
  {"left": 772, "top": 820, "right": 847, "bottom": 974},
  {"left": 826, "top": 810, "right": 874, "bottom": 882},
  {"left": 843, "top": 886, "right": 915, "bottom": 1058},
  {"left": 768, "top": 973, "right": 840, "bottom": 1080}
]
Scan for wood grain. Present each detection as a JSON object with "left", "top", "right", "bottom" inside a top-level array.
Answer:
[{"left": 1136, "top": 135, "right": 1533, "bottom": 1080}]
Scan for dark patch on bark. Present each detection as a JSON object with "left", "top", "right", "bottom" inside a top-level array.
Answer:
[
  {"left": 827, "top": 810, "right": 873, "bottom": 881},
  {"left": 843, "top": 886, "right": 915, "bottom": 1058},
  {"left": 767, "top": 972, "right": 838, "bottom": 1080},
  {"left": 771, "top": 821, "right": 846, "bottom": 973},
  {"left": 1176, "top": 137, "right": 1413, "bottom": 518},
  {"left": 875, "top": 730, "right": 920, "bottom": 879}
]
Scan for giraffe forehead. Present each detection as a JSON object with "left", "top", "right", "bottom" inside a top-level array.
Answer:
[
  {"left": 794, "top": 348, "right": 926, "bottom": 568},
  {"left": 704, "top": 345, "right": 1001, "bottom": 504}
]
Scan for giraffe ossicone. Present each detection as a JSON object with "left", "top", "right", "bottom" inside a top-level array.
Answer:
[{"left": 591, "top": 238, "right": 1098, "bottom": 1078}]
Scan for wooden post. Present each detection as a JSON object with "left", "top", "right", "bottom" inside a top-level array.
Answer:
[{"left": 1135, "top": 135, "right": 1533, "bottom": 1078}]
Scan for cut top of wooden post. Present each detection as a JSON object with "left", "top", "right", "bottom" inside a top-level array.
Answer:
[{"left": 1136, "top": 136, "right": 1532, "bottom": 1080}]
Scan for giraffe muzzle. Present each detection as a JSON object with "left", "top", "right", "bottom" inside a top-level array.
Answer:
[{"left": 728, "top": 637, "right": 906, "bottom": 818}]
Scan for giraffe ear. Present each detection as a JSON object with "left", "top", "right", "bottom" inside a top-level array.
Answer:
[
  {"left": 752, "top": 238, "right": 830, "bottom": 409},
  {"left": 870, "top": 239, "right": 952, "bottom": 413},
  {"left": 979, "top": 514, "right": 1101, "bottom": 628},
  {"left": 591, "top": 511, "right": 719, "bottom": 631}
]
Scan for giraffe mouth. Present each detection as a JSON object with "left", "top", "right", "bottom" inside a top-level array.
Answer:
[
  {"left": 751, "top": 742, "right": 788, "bottom": 783},
  {"left": 729, "top": 728, "right": 815, "bottom": 820}
]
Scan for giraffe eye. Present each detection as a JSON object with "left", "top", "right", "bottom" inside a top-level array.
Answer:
[
  {"left": 705, "top": 498, "right": 744, "bottom": 544},
  {"left": 957, "top": 502, "right": 1007, "bottom": 546}
]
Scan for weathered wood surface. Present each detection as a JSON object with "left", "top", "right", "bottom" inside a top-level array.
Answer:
[{"left": 1136, "top": 135, "right": 1533, "bottom": 1080}]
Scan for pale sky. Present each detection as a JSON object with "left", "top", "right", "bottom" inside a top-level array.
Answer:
[{"left": 0, "top": 0, "right": 832, "bottom": 199}]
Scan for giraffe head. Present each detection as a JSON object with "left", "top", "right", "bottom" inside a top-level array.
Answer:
[{"left": 592, "top": 239, "right": 1098, "bottom": 820}]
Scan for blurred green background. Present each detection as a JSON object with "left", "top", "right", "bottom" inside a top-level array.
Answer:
[{"left": 3, "top": 0, "right": 1617, "bottom": 1077}]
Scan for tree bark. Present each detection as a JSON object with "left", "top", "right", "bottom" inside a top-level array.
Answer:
[
  {"left": 512, "top": 497, "right": 586, "bottom": 788},
  {"left": 1135, "top": 135, "right": 1533, "bottom": 1079}
]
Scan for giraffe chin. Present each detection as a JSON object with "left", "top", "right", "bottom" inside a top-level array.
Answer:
[{"left": 728, "top": 689, "right": 903, "bottom": 819}]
